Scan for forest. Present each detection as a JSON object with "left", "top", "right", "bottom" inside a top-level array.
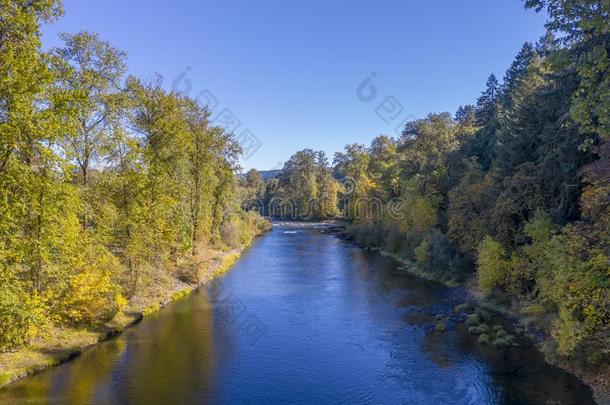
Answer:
[
  {"left": 0, "top": 1, "right": 268, "bottom": 354},
  {"left": 0, "top": 0, "right": 608, "bottom": 397},
  {"left": 243, "top": 0, "right": 609, "bottom": 371}
]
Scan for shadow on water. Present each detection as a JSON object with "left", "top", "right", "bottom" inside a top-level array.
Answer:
[{"left": 0, "top": 225, "right": 595, "bottom": 404}]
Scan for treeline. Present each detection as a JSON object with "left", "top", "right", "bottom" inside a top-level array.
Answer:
[
  {"left": 241, "top": 149, "right": 340, "bottom": 219},
  {"left": 245, "top": 0, "right": 609, "bottom": 367},
  {"left": 0, "top": 1, "right": 268, "bottom": 352}
]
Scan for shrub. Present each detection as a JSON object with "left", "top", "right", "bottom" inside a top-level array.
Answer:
[
  {"left": 411, "top": 198, "right": 437, "bottom": 233},
  {"left": 495, "top": 329, "right": 508, "bottom": 338},
  {"left": 413, "top": 230, "right": 467, "bottom": 282},
  {"left": 53, "top": 242, "right": 122, "bottom": 326},
  {"left": 414, "top": 239, "right": 430, "bottom": 267},
  {"left": 492, "top": 338, "right": 509, "bottom": 348},
  {"left": 221, "top": 210, "right": 271, "bottom": 249},
  {"left": 468, "top": 324, "right": 490, "bottom": 334},
  {"left": 0, "top": 274, "right": 33, "bottom": 352},
  {"left": 465, "top": 313, "right": 480, "bottom": 326},
  {"left": 492, "top": 334, "right": 515, "bottom": 348},
  {"left": 476, "top": 236, "right": 509, "bottom": 294},
  {"left": 220, "top": 217, "right": 242, "bottom": 249},
  {"left": 475, "top": 308, "right": 491, "bottom": 322}
]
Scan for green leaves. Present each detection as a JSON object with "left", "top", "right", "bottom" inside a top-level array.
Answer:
[
  {"left": 271, "top": 149, "right": 339, "bottom": 219},
  {"left": 524, "top": 0, "right": 610, "bottom": 139},
  {"left": 0, "top": 0, "right": 263, "bottom": 351},
  {"left": 53, "top": 31, "right": 127, "bottom": 186},
  {"left": 0, "top": 268, "right": 34, "bottom": 352},
  {"left": 476, "top": 236, "right": 509, "bottom": 295}
]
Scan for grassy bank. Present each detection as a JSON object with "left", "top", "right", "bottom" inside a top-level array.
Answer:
[{"left": 0, "top": 231, "right": 267, "bottom": 389}]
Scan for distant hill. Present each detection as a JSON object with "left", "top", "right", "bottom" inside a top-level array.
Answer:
[
  {"left": 258, "top": 170, "right": 281, "bottom": 180},
  {"left": 238, "top": 169, "right": 281, "bottom": 181}
]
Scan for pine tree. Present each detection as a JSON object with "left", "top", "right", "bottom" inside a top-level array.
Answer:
[
  {"left": 495, "top": 54, "right": 547, "bottom": 177},
  {"left": 534, "top": 31, "right": 556, "bottom": 57},
  {"left": 525, "top": 0, "right": 610, "bottom": 138},
  {"left": 501, "top": 42, "right": 537, "bottom": 108},
  {"left": 454, "top": 105, "right": 476, "bottom": 126},
  {"left": 466, "top": 75, "right": 501, "bottom": 171},
  {"left": 475, "top": 74, "right": 500, "bottom": 126}
]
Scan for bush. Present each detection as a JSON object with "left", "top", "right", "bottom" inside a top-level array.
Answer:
[
  {"left": 555, "top": 250, "right": 609, "bottom": 363},
  {"left": 414, "top": 238, "right": 430, "bottom": 266},
  {"left": 476, "top": 236, "right": 508, "bottom": 294},
  {"left": 468, "top": 324, "right": 490, "bottom": 334},
  {"left": 492, "top": 334, "right": 515, "bottom": 348},
  {"left": 0, "top": 275, "right": 33, "bottom": 352},
  {"left": 465, "top": 313, "right": 480, "bottom": 326},
  {"left": 479, "top": 333, "right": 490, "bottom": 344},
  {"left": 495, "top": 329, "right": 508, "bottom": 338},
  {"left": 221, "top": 217, "right": 243, "bottom": 249},
  {"left": 411, "top": 198, "right": 437, "bottom": 233},
  {"left": 413, "top": 230, "right": 467, "bottom": 282},
  {"left": 384, "top": 227, "right": 404, "bottom": 254},
  {"left": 221, "top": 210, "right": 271, "bottom": 249},
  {"left": 53, "top": 242, "right": 122, "bottom": 326},
  {"left": 474, "top": 308, "right": 491, "bottom": 322}
]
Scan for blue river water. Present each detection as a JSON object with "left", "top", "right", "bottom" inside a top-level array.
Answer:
[{"left": 0, "top": 225, "right": 594, "bottom": 404}]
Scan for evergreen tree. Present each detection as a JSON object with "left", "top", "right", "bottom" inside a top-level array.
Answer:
[
  {"left": 501, "top": 42, "right": 537, "bottom": 108},
  {"left": 454, "top": 105, "right": 476, "bottom": 126},
  {"left": 525, "top": 0, "right": 610, "bottom": 138},
  {"left": 534, "top": 31, "right": 556, "bottom": 57},
  {"left": 495, "top": 54, "right": 547, "bottom": 177},
  {"left": 475, "top": 74, "right": 500, "bottom": 126},
  {"left": 468, "top": 75, "right": 502, "bottom": 171}
]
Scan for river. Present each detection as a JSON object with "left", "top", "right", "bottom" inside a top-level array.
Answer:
[{"left": 0, "top": 224, "right": 594, "bottom": 404}]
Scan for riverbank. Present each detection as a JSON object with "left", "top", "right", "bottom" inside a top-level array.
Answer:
[
  {"left": 467, "top": 283, "right": 610, "bottom": 405},
  {"left": 0, "top": 223, "right": 598, "bottom": 404},
  {"left": 338, "top": 228, "right": 609, "bottom": 405},
  {"left": 0, "top": 235, "right": 265, "bottom": 390}
]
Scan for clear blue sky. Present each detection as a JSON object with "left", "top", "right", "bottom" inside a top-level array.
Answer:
[{"left": 42, "top": 0, "right": 548, "bottom": 171}]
